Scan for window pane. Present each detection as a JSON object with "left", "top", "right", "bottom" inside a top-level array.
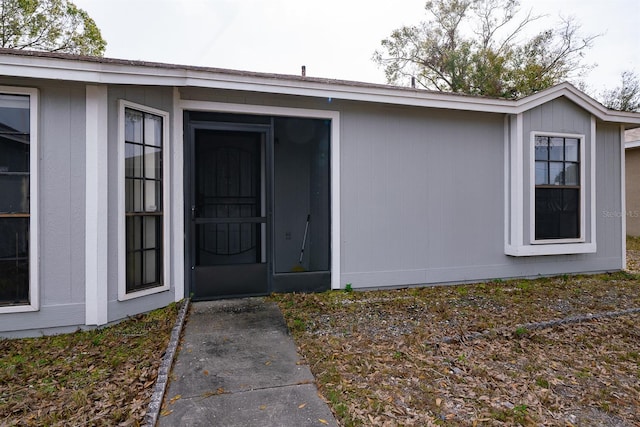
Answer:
[
  {"left": 535, "top": 188, "right": 579, "bottom": 239},
  {"left": 0, "top": 94, "right": 30, "bottom": 133},
  {"left": 0, "top": 175, "right": 29, "bottom": 213},
  {"left": 144, "top": 114, "right": 162, "bottom": 147},
  {"left": 125, "top": 143, "right": 143, "bottom": 178},
  {"left": 126, "top": 251, "right": 142, "bottom": 292},
  {"left": 144, "top": 147, "right": 161, "bottom": 179},
  {"left": 126, "top": 216, "right": 142, "bottom": 251},
  {"left": 0, "top": 218, "right": 29, "bottom": 258},
  {"left": 143, "top": 250, "right": 157, "bottom": 284},
  {"left": 144, "top": 180, "right": 160, "bottom": 212},
  {"left": 125, "top": 109, "right": 143, "bottom": 143},
  {"left": 549, "top": 137, "right": 564, "bottom": 161},
  {"left": 565, "top": 138, "right": 579, "bottom": 162},
  {"left": 0, "top": 260, "right": 29, "bottom": 305},
  {"left": 0, "top": 134, "right": 29, "bottom": 172},
  {"left": 125, "top": 178, "right": 144, "bottom": 212},
  {"left": 535, "top": 161, "right": 548, "bottom": 185},
  {"left": 144, "top": 216, "right": 157, "bottom": 248},
  {"left": 565, "top": 163, "right": 579, "bottom": 186},
  {"left": 559, "top": 189, "right": 580, "bottom": 238},
  {"left": 0, "top": 217, "right": 29, "bottom": 305},
  {"left": 549, "top": 162, "right": 564, "bottom": 185},
  {"left": 534, "top": 136, "right": 548, "bottom": 160}
]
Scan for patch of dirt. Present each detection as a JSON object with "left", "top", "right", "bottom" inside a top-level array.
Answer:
[{"left": 273, "top": 272, "right": 640, "bottom": 426}]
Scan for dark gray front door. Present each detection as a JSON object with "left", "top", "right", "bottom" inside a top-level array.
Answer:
[{"left": 190, "top": 126, "right": 269, "bottom": 299}]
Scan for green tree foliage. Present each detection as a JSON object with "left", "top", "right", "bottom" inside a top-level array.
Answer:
[
  {"left": 0, "top": 0, "right": 105, "bottom": 56},
  {"left": 373, "top": 0, "right": 597, "bottom": 99},
  {"left": 601, "top": 71, "right": 640, "bottom": 112}
]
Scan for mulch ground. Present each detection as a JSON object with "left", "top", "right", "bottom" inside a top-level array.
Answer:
[{"left": 273, "top": 272, "right": 640, "bottom": 426}]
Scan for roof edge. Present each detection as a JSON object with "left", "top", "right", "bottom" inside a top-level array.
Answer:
[{"left": 0, "top": 48, "right": 639, "bottom": 124}]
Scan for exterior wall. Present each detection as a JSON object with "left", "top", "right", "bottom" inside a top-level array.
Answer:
[
  {"left": 625, "top": 128, "right": 640, "bottom": 236},
  {"left": 0, "top": 80, "right": 87, "bottom": 334},
  {"left": 521, "top": 97, "right": 594, "bottom": 244},
  {"left": 179, "top": 89, "right": 624, "bottom": 289},
  {"left": 106, "top": 86, "right": 176, "bottom": 322},
  {"left": 626, "top": 148, "right": 640, "bottom": 236},
  {"left": 339, "top": 102, "right": 622, "bottom": 289},
  {"left": 594, "top": 123, "right": 624, "bottom": 260},
  {"left": 340, "top": 104, "right": 505, "bottom": 287},
  {"left": 0, "top": 82, "right": 179, "bottom": 336},
  {"left": 0, "top": 80, "right": 628, "bottom": 336}
]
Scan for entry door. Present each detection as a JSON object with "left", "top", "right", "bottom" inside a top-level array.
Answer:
[{"left": 190, "top": 126, "right": 269, "bottom": 299}]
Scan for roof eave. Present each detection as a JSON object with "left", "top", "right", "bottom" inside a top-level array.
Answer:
[
  {"left": 1, "top": 51, "right": 639, "bottom": 124},
  {"left": 0, "top": 51, "right": 517, "bottom": 113}
]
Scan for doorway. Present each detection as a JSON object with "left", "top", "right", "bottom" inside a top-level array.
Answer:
[
  {"left": 186, "top": 113, "right": 331, "bottom": 299},
  {"left": 189, "top": 125, "right": 269, "bottom": 299}
]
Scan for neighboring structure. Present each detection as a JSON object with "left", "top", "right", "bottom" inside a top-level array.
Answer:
[
  {"left": 625, "top": 128, "right": 640, "bottom": 236},
  {"left": 1, "top": 48, "right": 639, "bottom": 336}
]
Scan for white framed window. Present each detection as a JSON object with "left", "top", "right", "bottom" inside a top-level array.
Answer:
[
  {"left": 531, "top": 133, "right": 585, "bottom": 243},
  {"left": 505, "top": 115, "right": 596, "bottom": 256},
  {"left": 0, "top": 87, "right": 39, "bottom": 313},
  {"left": 118, "top": 100, "right": 170, "bottom": 300}
]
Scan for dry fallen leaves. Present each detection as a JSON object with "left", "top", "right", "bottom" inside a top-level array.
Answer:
[
  {"left": 0, "top": 303, "right": 181, "bottom": 426},
  {"left": 273, "top": 270, "right": 640, "bottom": 426}
]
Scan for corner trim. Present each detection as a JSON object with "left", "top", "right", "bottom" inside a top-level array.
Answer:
[
  {"left": 85, "top": 85, "right": 109, "bottom": 325},
  {"left": 621, "top": 124, "right": 627, "bottom": 269},
  {"left": 172, "top": 88, "right": 185, "bottom": 302}
]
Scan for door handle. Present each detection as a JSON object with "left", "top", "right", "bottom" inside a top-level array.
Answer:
[{"left": 191, "top": 205, "right": 196, "bottom": 221}]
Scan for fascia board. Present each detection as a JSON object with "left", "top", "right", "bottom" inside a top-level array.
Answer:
[
  {"left": 0, "top": 55, "right": 517, "bottom": 113},
  {"left": 514, "top": 83, "right": 640, "bottom": 125},
  {"left": 2, "top": 54, "right": 640, "bottom": 123},
  {"left": 625, "top": 140, "right": 640, "bottom": 149},
  {"left": 184, "top": 73, "right": 515, "bottom": 112}
]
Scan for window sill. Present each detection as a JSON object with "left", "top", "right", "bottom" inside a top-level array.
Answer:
[
  {"left": 0, "top": 302, "right": 39, "bottom": 314},
  {"left": 505, "top": 242, "right": 596, "bottom": 257},
  {"left": 118, "top": 284, "right": 170, "bottom": 301}
]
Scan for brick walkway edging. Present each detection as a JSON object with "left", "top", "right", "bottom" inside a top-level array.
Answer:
[{"left": 143, "top": 298, "right": 190, "bottom": 427}]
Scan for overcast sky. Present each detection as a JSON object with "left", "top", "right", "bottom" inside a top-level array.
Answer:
[{"left": 73, "top": 0, "right": 639, "bottom": 95}]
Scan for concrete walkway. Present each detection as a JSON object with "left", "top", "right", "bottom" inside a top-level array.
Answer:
[{"left": 157, "top": 298, "right": 339, "bottom": 427}]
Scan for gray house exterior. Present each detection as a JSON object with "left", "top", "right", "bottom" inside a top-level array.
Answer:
[{"left": 1, "top": 49, "right": 639, "bottom": 336}]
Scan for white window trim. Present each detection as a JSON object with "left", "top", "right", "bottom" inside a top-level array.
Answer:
[
  {"left": 0, "top": 86, "right": 39, "bottom": 314},
  {"left": 177, "top": 99, "right": 342, "bottom": 290},
  {"left": 621, "top": 125, "right": 627, "bottom": 270},
  {"left": 505, "top": 116, "right": 597, "bottom": 256},
  {"left": 117, "top": 100, "right": 171, "bottom": 301},
  {"left": 529, "top": 131, "right": 586, "bottom": 244}
]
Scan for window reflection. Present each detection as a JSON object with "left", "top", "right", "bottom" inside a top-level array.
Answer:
[{"left": 0, "top": 93, "right": 30, "bottom": 306}]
